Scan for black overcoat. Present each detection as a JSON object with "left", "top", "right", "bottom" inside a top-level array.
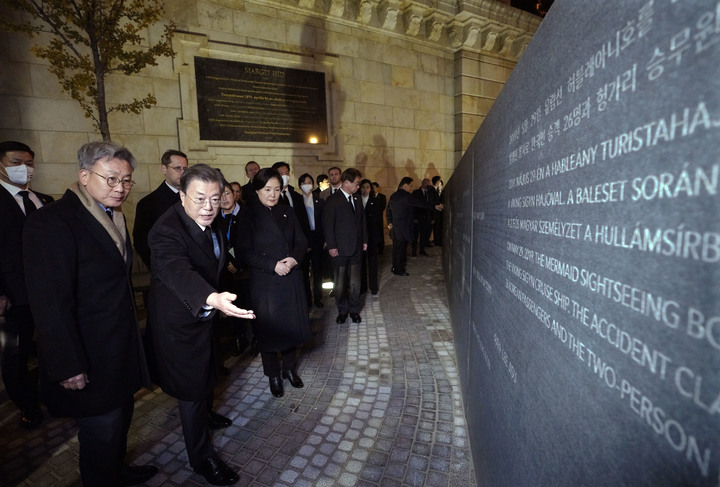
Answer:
[
  {"left": 386, "top": 189, "right": 436, "bottom": 242},
  {"left": 147, "top": 203, "right": 225, "bottom": 401},
  {"left": 23, "top": 190, "right": 150, "bottom": 417},
  {"left": 236, "top": 202, "right": 311, "bottom": 351}
]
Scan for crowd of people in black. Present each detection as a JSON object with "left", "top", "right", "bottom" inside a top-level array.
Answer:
[{"left": 0, "top": 140, "right": 443, "bottom": 486}]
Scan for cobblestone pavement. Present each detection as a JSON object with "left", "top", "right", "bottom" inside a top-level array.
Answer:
[{"left": 0, "top": 246, "right": 476, "bottom": 486}]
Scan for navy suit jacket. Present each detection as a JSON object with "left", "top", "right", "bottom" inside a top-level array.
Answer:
[
  {"left": 322, "top": 189, "right": 367, "bottom": 257},
  {"left": 386, "top": 189, "right": 435, "bottom": 243}
]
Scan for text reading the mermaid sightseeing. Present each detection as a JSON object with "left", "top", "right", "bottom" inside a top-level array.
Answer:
[{"left": 479, "top": 1, "right": 720, "bottom": 483}]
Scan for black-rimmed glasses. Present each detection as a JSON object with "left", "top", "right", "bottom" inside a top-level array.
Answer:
[{"left": 88, "top": 170, "right": 135, "bottom": 189}]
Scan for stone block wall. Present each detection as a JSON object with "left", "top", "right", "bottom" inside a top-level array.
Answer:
[{"left": 0, "top": 0, "right": 539, "bottom": 233}]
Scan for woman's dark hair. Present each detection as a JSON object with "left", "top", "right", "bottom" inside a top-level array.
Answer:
[
  {"left": 298, "top": 173, "right": 314, "bottom": 186},
  {"left": 252, "top": 167, "right": 282, "bottom": 192},
  {"left": 359, "top": 178, "right": 374, "bottom": 195}
]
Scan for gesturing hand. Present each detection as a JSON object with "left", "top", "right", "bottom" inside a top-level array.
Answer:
[{"left": 206, "top": 292, "right": 256, "bottom": 319}]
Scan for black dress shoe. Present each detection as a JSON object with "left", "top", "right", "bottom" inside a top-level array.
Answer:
[
  {"left": 19, "top": 408, "right": 43, "bottom": 430},
  {"left": 419, "top": 251, "right": 429, "bottom": 256},
  {"left": 336, "top": 313, "right": 348, "bottom": 324},
  {"left": 121, "top": 464, "right": 159, "bottom": 486},
  {"left": 208, "top": 410, "right": 232, "bottom": 430},
  {"left": 194, "top": 456, "right": 239, "bottom": 485},
  {"left": 282, "top": 370, "right": 304, "bottom": 388},
  {"left": 392, "top": 271, "right": 409, "bottom": 276},
  {"left": 350, "top": 313, "right": 362, "bottom": 323},
  {"left": 314, "top": 301, "right": 324, "bottom": 308},
  {"left": 269, "top": 376, "right": 284, "bottom": 397}
]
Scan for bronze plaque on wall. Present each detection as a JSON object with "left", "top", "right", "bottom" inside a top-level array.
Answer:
[{"left": 195, "top": 57, "right": 328, "bottom": 144}]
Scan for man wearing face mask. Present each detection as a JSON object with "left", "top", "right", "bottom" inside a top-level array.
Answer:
[
  {"left": 271, "top": 161, "right": 311, "bottom": 238},
  {"left": 0, "top": 141, "right": 53, "bottom": 430}
]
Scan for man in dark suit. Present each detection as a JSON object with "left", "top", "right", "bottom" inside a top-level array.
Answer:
[
  {"left": 431, "top": 175, "right": 444, "bottom": 246},
  {"left": 147, "top": 164, "right": 255, "bottom": 486},
  {"left": 133, "top": 149, "right": 188, "bottom": 269},
  {"left": 241, "top": 160, "right": 260, "bottom": 206},
  {"left": 23, "top": 141, "right": 157, "bottom": 487},
  {"left": 360, "top": 179, "right": 384, "bottom": 295},
  {"left": 319, "top": 166, "right": 342, "bottom": 200},
  {"left": 411, "top": 178, "right": 439, "bottom": 256},
  {"left": 323, "top": 168, "right": 367, "bottom": 324},
  {"left": 0, "top": 140, "right": 52, "bottom": 430},
  {"left": 386, "top": 177, "right": 443, "bottom": 277},
  {"left": 371, "top": 182, "right": 387, "bottom": 255},
  {"left": 298, "top": 173, "right": 326, "bottom": 307}
]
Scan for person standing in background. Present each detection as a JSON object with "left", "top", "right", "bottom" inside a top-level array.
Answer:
[
  {"left": 372, "top": 182, "right": 387, "bottom": 255},
  {"left": 386, "top": 177, "right": 443, "bottom": 277},
  {"left": 299, "top": 173, "right": 326, "bottom": 308},
  {"left": 241, "top": 160, "right": 260, "bottom": 206},
  {"left": 323, "top": 168, "right": 367, "bottom": 324},
  {"left": 359, "top": 179, "right": 382, "bottom": 295},
  {"left": 319, "top": 166, "right": 342, "bottom": 199},
  {"left": 133, "top": 149, "right": 188, "bottom": 269},
  {"left": 0, "top": 140, "right": 53, "bottom": 430}
]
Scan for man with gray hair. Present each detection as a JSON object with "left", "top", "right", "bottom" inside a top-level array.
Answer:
[{"left": 23, "top": 141, "right": 157, "bottom": 486}]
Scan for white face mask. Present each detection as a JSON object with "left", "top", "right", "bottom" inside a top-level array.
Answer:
[
  {"left": 281, "top": 174, "right": 290, "bottom": 187},
  {"left": 2, "top": 164, "right": 30, "bottom": 185},
  {"left": 300, "top": 184, "right": 313, "bottom": 194}
]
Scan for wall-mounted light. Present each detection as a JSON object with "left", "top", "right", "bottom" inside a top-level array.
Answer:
[{"left": 309, "top": 136, "right": 319, "bottom": 144}]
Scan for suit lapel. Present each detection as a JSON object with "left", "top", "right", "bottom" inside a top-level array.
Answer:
[
  {"left": 68, "top": 192, "right": 129, "bottom": 266},
  {"left": 0, "top": 185, "right": 27, "bottom": 221}
]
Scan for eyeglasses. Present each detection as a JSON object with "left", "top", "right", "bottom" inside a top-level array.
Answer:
[
  {"left": 221, "top": 191, "right": 232, "bottom": 198},
  {"left": 88, "top": 170, "right": 135, "bottom": 189},
  {"left": 167, "top": 165, "right": 187, "bottom": 173},
  {"left": 186, "top": 195, "right": 221, "bottom": 207}
]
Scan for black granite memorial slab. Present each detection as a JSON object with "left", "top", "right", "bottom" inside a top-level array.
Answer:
[
  {"left": 444, "top": 0, "right": 720, "bottom": 484},
  {"left": 195, "top": 57, "right": 328, "bottom": 144}
]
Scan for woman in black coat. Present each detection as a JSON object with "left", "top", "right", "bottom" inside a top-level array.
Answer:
[{"left": 236, "top": 168, "right": 311, "bottom": 397}]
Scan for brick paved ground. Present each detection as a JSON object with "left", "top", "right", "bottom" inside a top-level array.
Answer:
[{"left": 0, "top": 246, "right": 476, "bottom": 487}]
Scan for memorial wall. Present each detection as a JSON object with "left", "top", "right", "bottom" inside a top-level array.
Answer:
[{"left": 443, "top": 1, "right": 720, "bottom": 485}]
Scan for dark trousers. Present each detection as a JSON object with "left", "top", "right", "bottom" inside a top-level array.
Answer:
[
  {"left": 432, "top": 211, "right": 443, "bottom": 245},
  {"left": 332, "top": 255, "right": 361, "bottom": 314},
  {"left": 361, "top": 245, "right": 378, "bottom": 294},
  {"left": 260, "top": 349, "right": 298, "bottom": 377},
  {"left": 76, "top": 397, "right": 134, "bottom": 487},
  {"left": 304, "top": 233, "right": 324, "bottom": 305},
  {"left": 178, "top": 396, "right": 215, "bottom": 469},
  {"left": 412, "top": 220, "right": 431, "bottom": 254},
  {"left": 0, "top": 304, "right": 40, "bottom": 412},
  {"left": 392, "top": 240, "right": 409, "bottom": 273}
]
